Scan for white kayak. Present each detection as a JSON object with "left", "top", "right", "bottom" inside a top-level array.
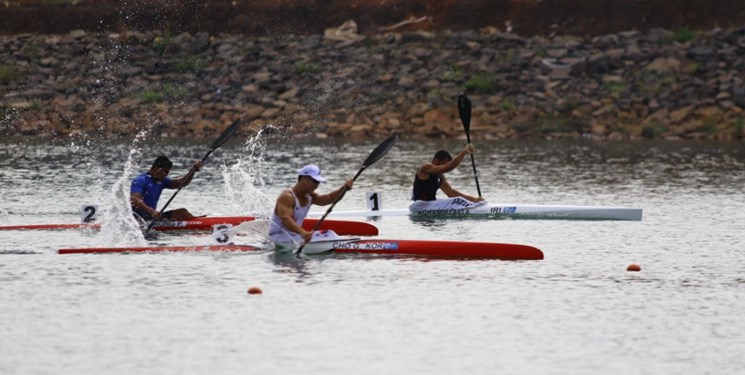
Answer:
[{"left": 309, "top": 203, "right": 643, "bottom": 221}]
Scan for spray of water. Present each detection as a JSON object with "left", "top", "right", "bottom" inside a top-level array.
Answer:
[
  {"left": 221, "top": 127, "right": 274, "bottom": 217},
  {"left": 98, "top": 129, "right": 149, "bottom": 247}
]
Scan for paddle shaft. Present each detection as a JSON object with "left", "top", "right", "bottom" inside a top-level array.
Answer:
[
  {"left": 465, "top": 133, "right": 482, "bottom": 198},
  {"left": 458, "top": 95, "right": 482, "bottom": 198}
]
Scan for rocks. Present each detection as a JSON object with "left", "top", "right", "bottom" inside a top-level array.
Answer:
[{"left": 1, "top": 26, "right": 745, "bottom": 140}]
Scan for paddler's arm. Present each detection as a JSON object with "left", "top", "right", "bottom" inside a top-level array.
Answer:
[
  {"left": 275, "top": 190, "right": 312, "bottom": 242},
  {"left": 169, "top": 160, "right": 204, "bottom": 188},
  {"left": 311, "top": 179, "right": 354, "bottom": 206},
  {"left": 418, "top": 144, "right": 474, "bottom": 177},
  {"left": 439, "top": 175, "right": 484, "bottom": 203},
  {"left": 130, "top": 192, "right": 163, "bottom": 219}
]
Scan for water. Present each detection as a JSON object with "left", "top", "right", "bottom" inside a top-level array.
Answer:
[{"left": 1, "top": 137, "right": 744, "bottom": 375}]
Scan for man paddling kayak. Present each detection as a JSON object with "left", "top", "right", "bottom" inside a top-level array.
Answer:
[
  {"left": 409, "top": 145, "right": 485, "bottom": 213},
  {"left": 130, "top": 155, "right": 203, "bottom": 220},
  {"left": 269, "top": 164, "right": 353, "bottom": 246}
]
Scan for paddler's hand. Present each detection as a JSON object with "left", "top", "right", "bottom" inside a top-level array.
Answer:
[
  {"left": 463, "top": 144, "right": 475, "bottom": 155},
  {"left": 150, "top": 209, "right": 163, "bottom": 220},
  {"left": 343, "top": 179, "right": 353, "bottom": 190},
  {"left": 473, "top": 196, "right": 485, "bottom": 203},
  {"left": 300, "top": 228, "right": 313, "bottom": 243},
  {"left": 193, "top": 160, "right": 203, "bottom": 172}
]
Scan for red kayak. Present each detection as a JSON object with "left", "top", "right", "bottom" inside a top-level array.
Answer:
[
  {"left": 302, "top": 238, "right": 543, "bottom": 260},
  {"left": 59, "top": 239, "right": 543, "bottom": 259},
  {"left": 58, "top": 244, "right": 260, "bottom": 254},
  {"left": 0, "top": 216, "right": 378, "bottom": 236}
]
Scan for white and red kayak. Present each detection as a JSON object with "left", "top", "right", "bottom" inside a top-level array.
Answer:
[
  {"left": 58, "top": 244, "right": 260, "bottom": 254},
  {"left": 58, "top": 239, "right": 542, "bottom": 260},
  {"left": 301, "top": 238, "right": 544, "bottom": 260},
  {"left": 0, "top": 216, "right": 378, "bottom": 236}
]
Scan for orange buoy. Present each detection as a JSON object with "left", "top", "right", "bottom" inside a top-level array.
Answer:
[
  {"left": 247, "top": 286, "right": 263, "bottom": 294},
  {"left": 626, "top": 264, "right": 641, "bottom": 272}
]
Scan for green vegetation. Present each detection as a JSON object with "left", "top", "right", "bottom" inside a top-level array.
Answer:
[
  {"left": 465, "top": 72, "right": 495, "bottom": 94},
  {"left": 641, "top": 121, "right": 665, "bottom": 139},
  {"left": 136, "top": 84, "right": 188, "bottom": 104},
  {"left": 736, "top": 117, "right": 745, "bottom": 134},
  {"left": 152, "top": 35, "right": 173, "bottom": 55},
  {"left": 499, "top": 99, "right": 514, "bottom": 112},
  {"left": 172, "top": 57, "right": 203, "bottom": 74},
  {"left": 294, "top": 61, "right": 322, "bottom": 76},
  {"left": 673, "top": 28, "right": 696, "bottom": 43},
  {"left": 21, "top": 43, "right": 42, "bottom": 61},
  {"left": 0, "top": 65, "right": 20, "bottom": 85}
]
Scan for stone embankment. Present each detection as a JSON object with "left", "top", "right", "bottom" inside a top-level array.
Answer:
[{"left": 2, "top": 24, "right": 745, "bottom": 140}]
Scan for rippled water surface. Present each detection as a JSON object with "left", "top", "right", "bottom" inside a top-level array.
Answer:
[{"left": 1, "top": 137, "right": 744, "bottom": 375}]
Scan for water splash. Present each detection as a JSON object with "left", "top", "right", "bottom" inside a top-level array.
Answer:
[
  {"left": 98, "top": 129, "right": 148, "bottom": 247},
  {"left": 221, "top": 127, "right": 273, "bottom": 217}
]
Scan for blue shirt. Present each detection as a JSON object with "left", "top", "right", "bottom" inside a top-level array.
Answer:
[{"left": 130, "top": 172, "right": 173, "bottom": 217}]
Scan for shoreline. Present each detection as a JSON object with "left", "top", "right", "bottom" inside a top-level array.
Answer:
[{"left": 2, "top": 26, "right": 745, "bottom": 141}]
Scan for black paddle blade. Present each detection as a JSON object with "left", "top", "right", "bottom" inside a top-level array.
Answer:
[
  {"left": 210, "top": 118, "right": 242, "bottom": 151},
  {"left": 458, "top": 94, "right": 471, "bottom": 133},
  {"left": 362, "top": 135, "right": 398, "bottom": 169}
]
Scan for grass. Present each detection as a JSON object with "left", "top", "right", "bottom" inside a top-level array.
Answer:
[
  {"left": 137, "top": 84, "right": 189, "bottom": 104},
  {"left": 294, "top": 61, "right": 322, "bottom": 76},
  {"left": 172, "top": 57, "right": 203, "bottom": 74},
  {"left": 0, "top": 65, "right": 20, "bottom": 85},
  {"left": 465, "top": 72, "right": 495, "bottom": 94},
  {"left": 736, "top": 117, "right": 745, "bottom": 133},
  {"left": 673, "top": 28, "right": 696, "bottom": 43},
  {"left": 153, "top": 35, "right": 173, "bottom": 55},
  {"left": 535, "top": 114, "right": 582, "bottom": 135}
]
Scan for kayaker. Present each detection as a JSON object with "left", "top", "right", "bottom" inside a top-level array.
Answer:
[
  {"left": 269, "top": 164, "right": 353, "bottom": 246},
  {"left": 409, "top": 145, "right": 485, "bottom": 213},
  {"left": 130, "top": 155, "right": 203, "bottom": 221}
]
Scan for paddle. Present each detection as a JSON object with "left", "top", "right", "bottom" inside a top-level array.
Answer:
[
  {"left": 457, "top": 94, "right": 482, "bottom": 198},
  {"left": 294, "top": 134, "right": 398, "bottom": 255},
  {"left": 144, "top": 119, "right": 242, "bottom": 233}
]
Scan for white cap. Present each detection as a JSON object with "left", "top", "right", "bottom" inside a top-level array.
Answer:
[{"left": 298, "top": 164, "right": 327, "bottom": 183}]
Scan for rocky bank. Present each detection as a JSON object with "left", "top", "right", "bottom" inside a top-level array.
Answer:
[{"left": 2, "top": 24, "right": 745, "bottom": 141}]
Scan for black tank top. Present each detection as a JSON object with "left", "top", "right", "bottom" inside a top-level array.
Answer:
[{"left": 412, "top": 173, "right": 441, "bottom": 201}]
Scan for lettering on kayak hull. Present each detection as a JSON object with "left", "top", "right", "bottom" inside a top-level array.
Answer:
[{"left": 332, "top": 241, "right": 400, "bottom": 251}]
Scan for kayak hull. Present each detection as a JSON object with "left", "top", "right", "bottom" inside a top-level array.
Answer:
[
  {"left": 303, "top": 239, "right": 544, "bottom": 260},
  {"left": 0, "top": 216, "right": 378, "bottom": 236},
  {"left": 310, "top": 203, "right": 642, "bottom": 221},
  {"left": 58, "top": 245, "right": 260, "bottom": 254}
]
